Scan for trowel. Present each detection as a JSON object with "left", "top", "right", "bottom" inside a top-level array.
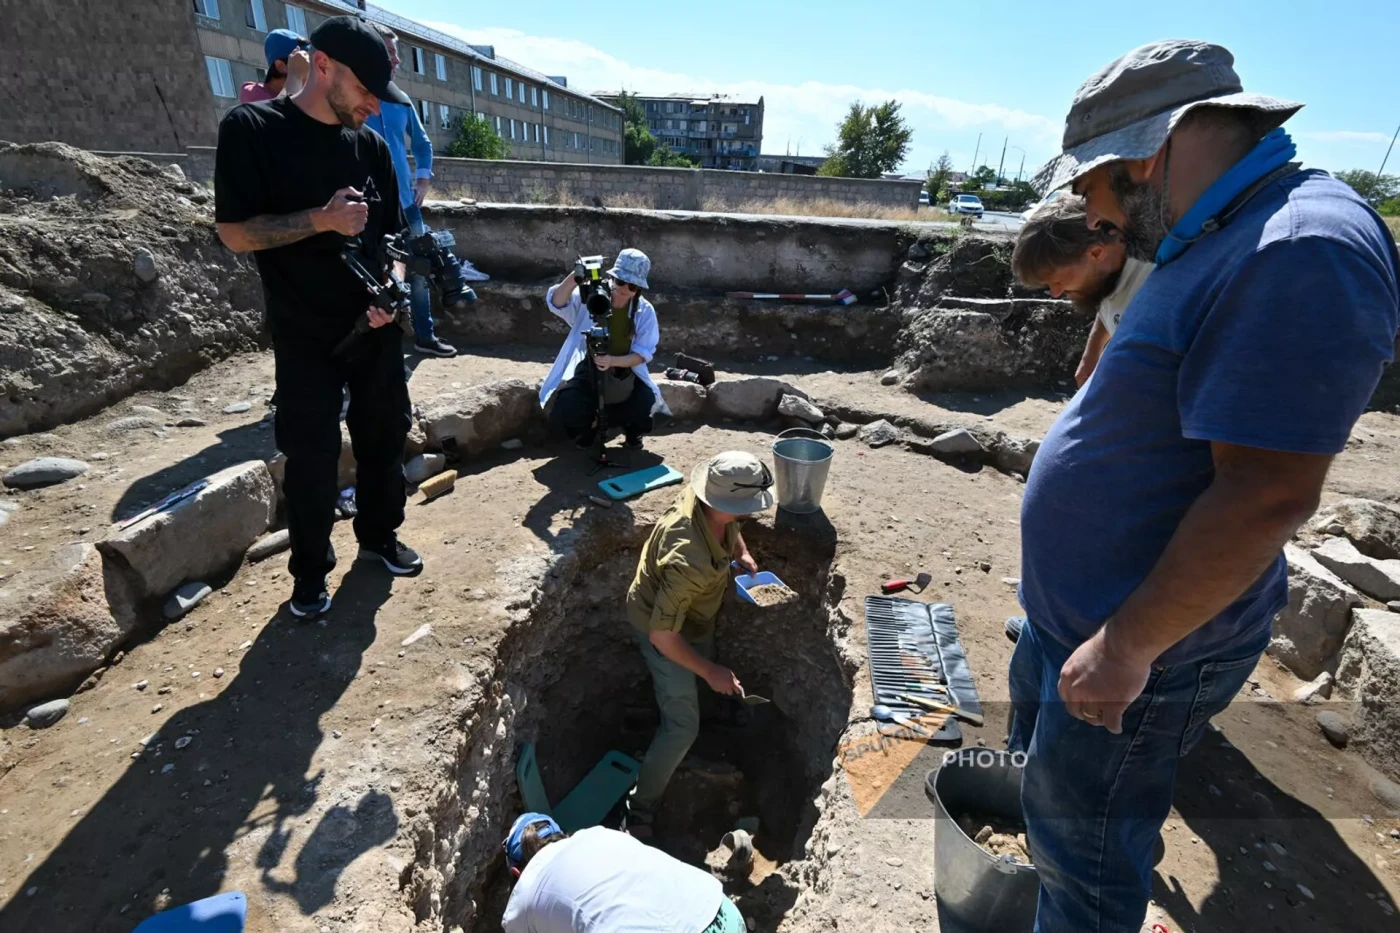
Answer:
[{"left": 881, "top": 572, "right": 932, "bottom": 595}]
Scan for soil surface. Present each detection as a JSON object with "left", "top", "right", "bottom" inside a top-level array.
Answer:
[{"left": 3, "top": 345, "right": 1400, "bottom": 933}]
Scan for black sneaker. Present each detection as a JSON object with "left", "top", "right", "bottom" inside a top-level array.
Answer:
[
  {"left": 289, "top": 578, "right": 332, "bottom": 618},
  {"left": 623, "top": 435, "right": 644, "bottom": 450},
  {"left": 414, "top": 337, "right": 457, "bottom": 358},
  {"left": 358, "top": 537, "right": 424, "bottom": 576}
]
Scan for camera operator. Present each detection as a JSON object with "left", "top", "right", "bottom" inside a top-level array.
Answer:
[
  {"left": 540, "top": 249, "right": 670, "bottom": 450},
  {"left": 214, "top": 15, "right": 424, "bottom": 620}
]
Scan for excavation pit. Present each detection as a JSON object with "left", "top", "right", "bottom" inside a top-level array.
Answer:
[{"left": 471, "top": 513, "right": 853, "bottom": 931}]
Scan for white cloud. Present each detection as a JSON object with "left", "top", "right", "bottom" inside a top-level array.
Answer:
[
  {"left": 425, "top": 22, "right": 1060, "bottom": 172},
  {"left": 1299, "top": 130, "right": 1394, "bottom": 145}
]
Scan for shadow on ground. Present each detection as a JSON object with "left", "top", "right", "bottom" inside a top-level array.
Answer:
[
  {"left": 0, "top": 562, "right": 394, "bottom": 933},
  {"left": 111, "top": 421, "right": 278, "bottom": 523}
]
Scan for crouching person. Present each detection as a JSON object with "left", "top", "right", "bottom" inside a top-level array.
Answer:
[
  {"left": 624, "top": 452, "right": 775, "bottom": 837},
  {"left": 502, "top": 813, "right": 746, "bottom": 932},
  {"left": 539, "top": 248, "right": 669, "bottom": 450}
]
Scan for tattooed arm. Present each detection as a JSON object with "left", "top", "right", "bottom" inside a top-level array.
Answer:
[{"left": 216, "top": 187, "right": 368, "bottom": 253}]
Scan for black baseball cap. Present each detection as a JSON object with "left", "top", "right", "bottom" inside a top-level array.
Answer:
[{"left": 309, "top": 15, "right": 412, "bottom": 106}]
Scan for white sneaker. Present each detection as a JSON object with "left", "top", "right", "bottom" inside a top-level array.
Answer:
[{"left": 459, "top": 259, "right": 490, "bottom": 283}]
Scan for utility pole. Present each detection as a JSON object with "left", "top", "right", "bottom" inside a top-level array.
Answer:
[
  {"left": 995, "top": 136, "right": 1007, "bottom": 187},
  {"left": 1007, "top": 145, "right": 1026, "bottom": 183},
  {"left": 970, "top": 133, "right": 982, "bottom": 175}
]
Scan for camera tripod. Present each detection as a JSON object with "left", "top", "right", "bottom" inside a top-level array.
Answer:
[{"left": 585, "top": 354, "right": 626, "bottom": 477}]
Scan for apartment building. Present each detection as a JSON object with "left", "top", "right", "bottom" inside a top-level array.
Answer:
[
  {"left": 0, "top": 0, "right": 622, "bottom": 164},
  {"left": 598, "top": 93, "right": 764, "bottom": 171},
  {"left": 195, "top": 1, "right": 623, "bottom": 163}
]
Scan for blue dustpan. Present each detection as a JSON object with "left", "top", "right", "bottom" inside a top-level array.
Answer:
[
  {"left": 733, "top": 563, "right": 789, "bottom": 606},
  {"left": 134, "top": 892, "right": 246, "bottom": 933}
]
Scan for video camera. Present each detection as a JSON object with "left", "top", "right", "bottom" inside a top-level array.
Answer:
[
  {"left": 334, "top": 231, "right": 478, "bottom": 356},
  {"left": 573, "top": 255, "right": 614, "bottom": 355}
]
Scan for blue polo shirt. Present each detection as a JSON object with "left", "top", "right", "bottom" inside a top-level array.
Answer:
[{"left": 1020, "top": 170, "right": 1400, "bottom": 665}]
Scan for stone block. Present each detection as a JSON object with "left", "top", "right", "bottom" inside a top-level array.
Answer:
[
  {"left": 707, "top": 377, "right": 805, "bottom": 421},
  {"left": 0, "top": 543, "right": 123, "bottom": 712},
  {"left": 421, "top": 379, "right": 540, "bottom": 456},
  {"left": 98, "top": 461, "right": 275, "bottom": 626},
  {"left": 1312, "top": 498, "right": 1400, "bottom": 560},
  {"left": 658, "top": 381, "right": 707, "bottom": 421},
  {"left": 1312, "top": 537, "right": 1400, "bottom": 602},
  {"left": 1337, "top": 609, "right": 1400, "bottom": 781},
  {"left": 1269, "top": 544, "right": 1363, "bottom": 679}
]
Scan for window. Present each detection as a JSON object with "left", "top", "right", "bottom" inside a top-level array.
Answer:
[
  {"left": 519, "top": 82, "right": 527, "bottom": 104},
  {"left": 473, "top": 66, "right": 483, "bottom": 91},
  {"left": 508, "top": 119, "right": 515, "bottom": 140},
  {"left": 489, "top": 72, "right": 498, "bottom": 95},
  {"left": 745, "top": 110, "right": 751, "bottom": 125},
  {"left": 505, "top": 77, "right": 513, "bottom": 99},
  {"left": 284, "top": 4, "right": 306, "bottom": 34},
  {"left": 435, "top": 54, "right": 447, "bottom": 81},
  {"left": 533, "top": 122, "right": 540, "bottom": 143},
  {"left": 543, "top": 125, "right": 549, "bottom": 146},
  {"left": 494, "top": 115, "right": 502, "bottom": 134},
  {"left": 574, "top": 132, "right": 581, "bottom": 149},
  {"left": 531, "top": 86, "right": 538, "bottom": 108},
  {"left": 542, "top": 90, "right": 549, "bottom": 110},
  {"left": 476, "top": 110, "right": 486, "bottom": 121},
  {"left": 417, "top": 99, "right": 431, "bottom": 126},
  {"left": 205, "top": 55, "right": 234, "bottom": 97},
  {"left": 244, "top": 0, "right": 266, "bottom": 31},
  {"left": 192, "top": 0, "right": 219, "bottom": 20},
  {"left": 439, "top": 103, "right": 450, "bottom": 130},
  {"left": 411, "top": 47, "right": 425, "bottom": 75}
]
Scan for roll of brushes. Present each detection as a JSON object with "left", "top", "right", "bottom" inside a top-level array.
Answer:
[{"left": 419, "top": 470, "right": 458, "bottom": 500}]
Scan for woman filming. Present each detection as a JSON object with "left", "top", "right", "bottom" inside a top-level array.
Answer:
[{"left": 540, "top": 248, "right": 670, "bottom": 450}]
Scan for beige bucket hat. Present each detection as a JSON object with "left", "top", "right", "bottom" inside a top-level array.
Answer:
[{"left": 690, "top": 451, "right": 775, "bottom": 515}]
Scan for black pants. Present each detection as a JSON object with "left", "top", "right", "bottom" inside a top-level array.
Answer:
[
  {"left": 551, "top": 366, "right": 655, "bottom": 444},
  {"left": 273, "top": 328, "right": 411, "bottom": 582}
]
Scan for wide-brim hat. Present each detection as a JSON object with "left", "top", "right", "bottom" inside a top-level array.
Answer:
[
  {"left": 690, "top": 451, "right": 775, "bottom": 515},
  {"left": 607, "top": 248, "right": 651, "bottom": 290},
  {"left": 1032, "top": 40, "right": 1302, "bottom": 195}
]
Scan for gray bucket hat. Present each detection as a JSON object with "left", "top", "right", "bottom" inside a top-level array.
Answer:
[
  {"left": 608, "top": 248, "right": 651, "bottom": 290},
  {"left": 691, "top": 451, "right": 775, "bottom": 515},
  {"left": 1032, "top": 40, "right": 1303, "bottom": 195}
]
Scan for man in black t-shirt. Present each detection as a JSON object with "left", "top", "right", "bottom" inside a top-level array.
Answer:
[{"left": 215, "top": 15, "right": 423, "bottom": 618}]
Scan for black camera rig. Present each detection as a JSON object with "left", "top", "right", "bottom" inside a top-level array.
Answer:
[
  {"left": 573, "top": 255, "right": 632, "bottom": 472},
  {"left": 334, "top": 230, "right": 478, "bottom": 357}
]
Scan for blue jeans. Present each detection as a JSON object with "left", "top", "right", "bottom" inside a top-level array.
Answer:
[
  {"left": 402, "top": 203, "right": 434, "bottom": 343},
  {"left": 1007, "top": 618, "right": 1264, "bottom": 933}
]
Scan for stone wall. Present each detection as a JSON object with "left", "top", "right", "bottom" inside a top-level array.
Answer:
[
  {"left": 427, "top": 203, "right": 925, "bottom": 295},
  {"left": 417, "top": 157, "right": 922, "bottom": 212},
  {"left": 0, "top": 1, "right": 214, "bottom": 152}
]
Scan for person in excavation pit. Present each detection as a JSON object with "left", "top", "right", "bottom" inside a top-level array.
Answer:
[
  {"left": 623, "top": 451, "right": 775, "bottom": 839},
  {"left": 501, "top": 813, "right": 747, "bottom": 932},
  {"left": 539, "top": 248, "right": 671, "bottom": 451}
]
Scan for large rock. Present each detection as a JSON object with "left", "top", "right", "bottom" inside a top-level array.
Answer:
[
  {"left": 1312, "top": 498, "right": 1400, "bottom": 561},
  {"left": 658, "top": 381, "right": 707, "bottom": 421},
  {"left": 1268, "top": 544, "right": 1363, "bottom": 680},
  {"left": 97, "top": 461, "right": 275, "bottom": 626},
  {"left": 3, "top": 457, "right": 89, "bottom": 489},
  {"left": 777, "top": 394, "right": 825, "bottom": 424},
  {"left": 929, "top": 428, "right": 985, "bottom": 455},
  {"left": 1311, "top": 537, "right": 1400, "bottom": 602},
  {"left": 0, "top": 543, "right": 125, "bottom": 712},
  {"left": 994, "top": 436, "right": 1041, "bottom": 475},
  {"left": 405, "top": 453, "right": 447, "bottom": 485},
  {"left": 421, "top": 380, "right": 539, "bottom": 456},
  {"left": 858, "top": 420, "right": 901, "bottom": 448},
  {"left": 246, "top": 528, "right": 290, "bottom": 562},
  {"left": 1336, "top": 609, "right": 1400, "bottom": 780},
  {"left": 707, "top": 377, "right": 805, "bottom": 422}
]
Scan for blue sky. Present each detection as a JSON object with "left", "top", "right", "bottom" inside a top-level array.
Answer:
[{"left": 381, "top": 0, "right": 1399, "bottom": 177}]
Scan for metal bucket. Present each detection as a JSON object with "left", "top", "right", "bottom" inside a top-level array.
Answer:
[
  {"left": 926, "top": 751, "right": 1038, "bottom": 932},
  {"left": 771, "top": 427, "right": 834, "bottom": 514}
]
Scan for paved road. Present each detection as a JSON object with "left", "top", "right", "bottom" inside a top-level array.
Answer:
[{"left": 978, "top": 211, "right": 1024, "bottom": 231}]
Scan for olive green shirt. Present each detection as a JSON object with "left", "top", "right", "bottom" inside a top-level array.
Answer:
[
  {"left": 626, "top": 489, "right": 740, "bottom": 642},
  {"left": 608, "top": 302, "right": 632, "bottom": 356}
]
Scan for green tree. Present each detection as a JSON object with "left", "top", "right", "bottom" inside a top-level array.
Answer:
[
  {"left": 816, "top": 100, "right": 913, "bottom": 179},
  {"left": 1334, "top": 169, "right": 1400, "bottom": 204},
  {"left": 646, "top": 148, "right": 699, "bottom": 168},
  {"left": 927, "top": 151, "right": 954, "bottom": 200},
  {"left": 446, "top": 113, "right": 509, "bottom": 160},
  {"left": 972, "top": 165, "right": 998, "bottom": 186},
  {"left": 615, "top": 90, "right": 657, "bottom": 165}
]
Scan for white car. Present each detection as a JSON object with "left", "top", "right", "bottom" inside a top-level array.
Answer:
[
  {"left": 1021, "top": 188, "right": 1067, "bottom": 221},
  {"left": 948, "top": 194, "right": 984, "bottom": 218},
  {"left": 919, "top": 189, "right": 931, "bottom": 206}
]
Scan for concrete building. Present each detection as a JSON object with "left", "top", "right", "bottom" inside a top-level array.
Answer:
[
  {"left": 0, "top": 0, "right": 623, "bottom": 165},
  {"left": 756, "top": 154, "right": 827, "bottom": 176},
  {"left": 597, "top": 93, "right": 764, "bottom": 171}
]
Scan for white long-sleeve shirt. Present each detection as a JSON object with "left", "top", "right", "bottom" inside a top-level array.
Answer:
[{"left": 539, "top": 284, "right": 671, "bottom": 416}]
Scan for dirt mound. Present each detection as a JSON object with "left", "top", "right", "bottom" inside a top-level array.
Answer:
[
  {"left": 0, "top": 142, "right": 265, "bottom": 437},
  {"left": 889, "top": 235, "right": 1089, "bottom": 392}
]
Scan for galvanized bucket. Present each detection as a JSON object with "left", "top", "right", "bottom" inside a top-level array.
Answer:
[
  {"left": 771, "top": 427, "right": 833, "bottom": 514},
  {"left": 926, "top": 752, "right": 1038, "bottom": 932}
]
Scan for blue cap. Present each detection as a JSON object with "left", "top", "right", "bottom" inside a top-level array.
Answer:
[
  {"left": 503, "top": 812, "right": 562, "bottom": 868},
  {"left": 264, "top": 28, "right": 308, "bottom": 67}
]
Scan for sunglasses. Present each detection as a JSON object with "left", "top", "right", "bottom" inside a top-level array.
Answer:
[{"left": 730, "top": 463, "right": 774, "bottom": 491}]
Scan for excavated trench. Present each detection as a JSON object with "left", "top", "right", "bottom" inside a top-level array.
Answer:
[{"left": 415, "top": 509, "right": 856, "bottom": 932}]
